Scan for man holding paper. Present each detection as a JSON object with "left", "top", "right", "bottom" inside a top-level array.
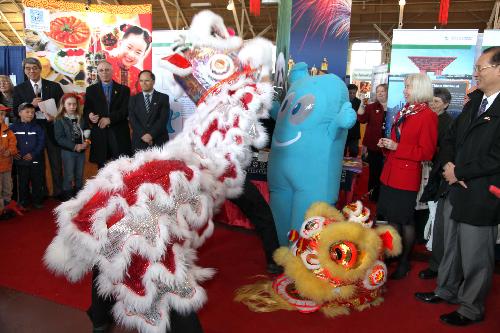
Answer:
[{"left": 13, "top": 57, "right": 64, "bottom": 201}]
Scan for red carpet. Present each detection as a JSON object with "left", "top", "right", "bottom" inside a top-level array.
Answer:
[{"left": 0, "top": 199, "right": 499, "bottom": 333}]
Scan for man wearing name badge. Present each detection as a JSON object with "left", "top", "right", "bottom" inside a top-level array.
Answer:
[
  {"left": 84, "top": 61, "right": 131, "bottom": 169},
  {"left": 128, "top": 70, "right": 170, "bottom": 152},
  {"left": 415, "top": 47, "right": 500, "bottom": 327},
  {"left": 13, "top": 57, "right": 64, "bottom": 202}
]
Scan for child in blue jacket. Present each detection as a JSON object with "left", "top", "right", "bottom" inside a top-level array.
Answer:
[{"left": 11, "top": 103, "right": 45, "bottom": 209}]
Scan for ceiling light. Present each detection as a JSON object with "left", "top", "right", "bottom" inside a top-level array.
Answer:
[
  {"left": 227, "top": 0, "right": 235, "bottom": 11},
  {"left": 190, "top": 2, "right": 212, "bottom": 7}
]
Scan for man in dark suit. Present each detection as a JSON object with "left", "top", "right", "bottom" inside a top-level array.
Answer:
[
  {"left": 345, "top": 83, "right": 361, "bottom": 157},
  {"left": 84, "top": 60, "right": 131, "bottom": 169},
  {"left": 13, "top": 57, "right": 64, "bottom": 202},
  {"left": 128, "top": 70, "right": 170, "bottom": 152},
  {"left": 415, "top": 47, "right": 500, "bottom": 327}
]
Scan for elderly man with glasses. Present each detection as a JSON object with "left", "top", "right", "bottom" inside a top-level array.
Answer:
[
  {"left": 13, "top": 57, "right": 64, "bottom": 204},
  {"left": 415, "top": 46, "right": 500, "bottom": 327}
]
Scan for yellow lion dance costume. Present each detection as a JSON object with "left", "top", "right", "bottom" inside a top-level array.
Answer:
[{"left": 235, "top": 201, "right": 402, "bottom": 317}]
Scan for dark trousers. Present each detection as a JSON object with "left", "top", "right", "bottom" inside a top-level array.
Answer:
[
  {"left": 229, "top": 178, "right": 280, "bottom": 264},
  {"left": 344, "top": 138, "right": 359, "bottom": 157},
  {"left": 17, "top": 163, "right": 44, "bottom": 205},
  {"left": 45, "top": 137, "right": 63, "bottom": 196},
  {"left": 366, "top": 149, "right": 383, "bottom": 201},
  {"left": 428, "top": 196, "right": 446, "bottom": 271},
  {"left": 89, "top": 267, "right": 203, "bottom": 332},
  {"left": 435, "top": 197, "right": 498, "bottom": 320}
]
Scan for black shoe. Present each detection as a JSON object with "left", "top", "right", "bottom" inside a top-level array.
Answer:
[
  {"left": 92, "top": 324, "right": 110, "bottom": 333},
  {"left": 419, "top": 268, "right": 438, "bottom": 279},
  {"left": 440, "top": 311, "right": 483, "bottom": 326},
  {"left": 415, "top": 292, "right": 444, "bottom": 304},
  {"left": 0, "top": 211, "right": 15, "bottom": 220},
  {"left": 266, "top": 263, "right": 284, "bottom": 275},
  {"left": 390, "top": 262, "right": 410, "bottom": 280}
]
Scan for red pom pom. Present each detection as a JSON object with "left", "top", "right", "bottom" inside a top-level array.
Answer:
[{"left": 227, "top": 27, "right": 236, "bottom": 37}]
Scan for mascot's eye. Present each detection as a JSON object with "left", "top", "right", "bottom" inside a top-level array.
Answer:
[
  {"left": 329, "top": 241, "right": 358, "bottom": 269},
  {"left": 291, "top": 103, "right": 301, "bottom": 115},
  {"left": 289, "top": 94, "right": 315, "bottom": 125},
  {"left": 278, "top": 92, "right": 295, "bottom": 119}
]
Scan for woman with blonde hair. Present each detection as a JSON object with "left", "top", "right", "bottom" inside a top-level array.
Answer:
[
  {"left": 0, "top": 75, "right": 15, "bottom": 123},
  {"left": 53, "top": 93, "right": 87, "bottom": 200},
  {"left": 376, "top": 73, "right": 438, "bottom": 279},
  {"left": 357, "top": 83, "right": 388, "bottom": 201}
]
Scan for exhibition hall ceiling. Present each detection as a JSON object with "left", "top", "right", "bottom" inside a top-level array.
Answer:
[{"left": 0, "top": 0, "right": 496, "bottom": 46}]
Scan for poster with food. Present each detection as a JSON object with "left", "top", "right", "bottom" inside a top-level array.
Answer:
[{"left": 22, "top": 0, "right": 152, "bottom": 96}]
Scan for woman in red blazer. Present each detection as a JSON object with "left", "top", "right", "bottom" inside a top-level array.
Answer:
[
  {"left": 377, "top": 73, "right": 438, "bottom": 279},
  {"left": 358, "top": 83, "right": 388, "bottom": 201}
]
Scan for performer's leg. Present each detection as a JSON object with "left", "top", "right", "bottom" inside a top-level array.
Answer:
[
  {"left": 87, "top": 266, "right": 114, "bottom": 330},
  {"left": 230, "top": 178, "right": 280, "bottom": 267},
  {"left": 168, "top": 310, "right": 203, "bottom": 333}
]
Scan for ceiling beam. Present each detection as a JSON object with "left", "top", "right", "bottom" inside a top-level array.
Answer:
[
  {"left": 487, "top": 0, "right": 500, "bottom": 29},
  {"left": 0, "top": 7, "right": 23, "bottom": 45},
  {"left": 372, "top": 24, "right": 391, "bottom": 44},
  {"left": 231, "top": 1, "right": 242, "bottom": 37},
  {"left": 9, "top": 0, "right": 23, "bottom": 13},
  {"left": 158, "top": 0, "right": 174, "bottom": 30},
  {"left": 256, "top": 24, "right": 272, "bottom": 37},
  {"left": 0, "top": 30, "right": 12, "bottom": 45},
  {"left": 169, "top": 0, "right": 189, "bottom": 28}
]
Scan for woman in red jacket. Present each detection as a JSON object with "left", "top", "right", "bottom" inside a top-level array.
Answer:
[
  {"left": 377, "top": 73, "right": 438, "bottom": 279},
  {"left": 357, "top": 83, "right": 388, "bottom": 201}
]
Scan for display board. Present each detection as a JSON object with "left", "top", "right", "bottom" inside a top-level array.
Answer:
[
  {"left": 370, "top": 63, "right": 389, "bottom": 102},
  {"left": 386, "top": 29, "right": 478, "bottom": 134},
  {"left": 288, "top": 0, "right": 352, "bottom": 78},
  {"left": 22, "top": 0, "right": 152, "bottom": 95}
]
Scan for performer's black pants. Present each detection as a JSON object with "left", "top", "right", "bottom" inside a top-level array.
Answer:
[
  {"left": 89, "top": 267, "right": 203, "bottom": 332},
  {"left": 367, "top": 149, "right": 384, "bottom": 202},
  {"left": 229, "top": 177, "right": 280, "bottom": 264}
]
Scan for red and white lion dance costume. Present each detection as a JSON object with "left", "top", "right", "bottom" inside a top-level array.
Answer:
[{"left": 44, "top": 10, "right": 274, "bottom": 333}]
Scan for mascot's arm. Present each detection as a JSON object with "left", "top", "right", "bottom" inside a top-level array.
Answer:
[
  {"left": 393, "top": 111, "right": 437, "bottom": 162},
  {"left": 328, "top": 101, "right": 356, "bottom": 138}
]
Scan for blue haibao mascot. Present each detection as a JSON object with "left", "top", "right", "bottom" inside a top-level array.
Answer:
[{"left": 268, "top": 62, "right": 356, "bottom": 245}]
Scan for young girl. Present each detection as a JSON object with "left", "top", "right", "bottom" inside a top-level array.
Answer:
[
  {"left": 54, "top": 93, "right": 87, "bottom": 200},
  {"left": 105, "top": 24, "right": 152, "bottom": 95}
]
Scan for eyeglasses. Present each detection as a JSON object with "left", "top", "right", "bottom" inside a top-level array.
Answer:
[
  {"left": 473, "top": 64, "right": 498, "bottom": 73},
  {"left": 25, "top": 67, "right": 40, "bottom": 72}
]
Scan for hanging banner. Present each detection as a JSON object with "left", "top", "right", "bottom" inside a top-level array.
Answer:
[
  {"left": 386, "top": 29, "right": 478, "bottom": 134},
  {"left": 289, "top": 0, "right": 352, "bottom": 78},
  {"left": 22, "top": 0, "right": 152, "bottom": 95}
]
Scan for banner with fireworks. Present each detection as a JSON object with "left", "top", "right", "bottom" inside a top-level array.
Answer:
[
  {"left": 386, "top": 29, "right": 478, "bottom": 134},
  {"left": 288, "top": 0, "right": 352, "bottom": 79},
  {"left": 22, "top": 0, "right": 152, "bottom": 96}
]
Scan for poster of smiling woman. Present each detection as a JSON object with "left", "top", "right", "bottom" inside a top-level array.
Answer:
[{"left": 22, "top": 0, "right": 152, "bottom": 95}]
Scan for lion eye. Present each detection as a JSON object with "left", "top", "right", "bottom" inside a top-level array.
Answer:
[{"left": 329, "top": 241, "right": 358, "bottom": 268}]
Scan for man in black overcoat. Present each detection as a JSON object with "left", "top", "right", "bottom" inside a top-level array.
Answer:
[
  {"left": 415, "top": 47, "right": 500, "bottom": 327},
  {"left": 83, "top": 61, "right": 131, "bottom": 168}
]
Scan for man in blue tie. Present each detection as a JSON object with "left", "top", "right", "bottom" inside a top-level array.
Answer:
[
  {"left": 128, "top": 70, "right": 170, "bottom": 152},
  {"left": 415, "top": 46, "right": 500, "bottom": 327},
  {"left": 84, "top": 61, "right": 131, "bottom": 169}
]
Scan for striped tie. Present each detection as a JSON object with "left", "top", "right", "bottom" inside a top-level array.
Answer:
[
  {"left": 477, "top": 98, "right": 488, "bottom": 118},
  {"left": 145, "top": 93, "right": 151, "bottom": 113}
]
